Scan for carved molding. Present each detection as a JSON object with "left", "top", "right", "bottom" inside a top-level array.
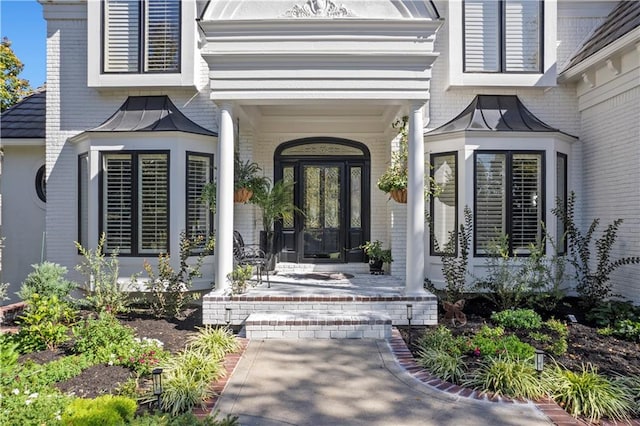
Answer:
[{"left": 283, "top": 0, "right": 355, "bottom": 18}]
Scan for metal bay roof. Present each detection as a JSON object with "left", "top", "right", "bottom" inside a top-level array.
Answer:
[
  {"left": 87, "top": 95, "right": 217, "bottom": 137},
  {"left": 425, "top": 95, "right": 571, "bottom": 137}
]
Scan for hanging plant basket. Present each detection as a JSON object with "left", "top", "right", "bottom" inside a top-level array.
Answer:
[
  {"left": 389, "top": 189, "right": 407, "bottom": 204},
  {"left": 234, "top": 187, "right": 253, "bottom": 203}
]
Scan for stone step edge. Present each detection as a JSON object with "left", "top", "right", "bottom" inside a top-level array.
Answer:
[{"left": 245, "top": 310, "right": 392, "bottom": 326}]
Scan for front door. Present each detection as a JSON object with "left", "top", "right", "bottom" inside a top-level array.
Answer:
[
  {"left": 302, "top": 163, "right": 343, "bottom": 261},
  {"left": 275, "top": 138, "right": 370, "bottom": 264}
]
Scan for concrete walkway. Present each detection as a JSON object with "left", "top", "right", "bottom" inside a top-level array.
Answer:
[{"left": 214, "top": 339, "right": 554, "bottom": 426}]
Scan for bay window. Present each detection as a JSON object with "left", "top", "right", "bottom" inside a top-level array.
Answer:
[
  {"left": 430, "top": 152, "right": 458, "bottom": 255},
  {"left": 474, "top": 151, "right": 544, "bottom": 255},
  {"left": 186, "top": 152, "right": 214, "bottom": 247},
  {"left": 100, "top": 151, "right": 169, "bottom": 255},
  {"left": 103, "top": 0, "right": 181, "bottom": 73},
  {"left": 464, "top": 0, "right": 542, "bottom": 73}
]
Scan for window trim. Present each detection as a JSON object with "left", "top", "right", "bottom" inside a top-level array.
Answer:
[
  {"left": 35, "top": 165, "right": 46, "bottom": 203},
  {"left": 98, "top": 150, "right": 171, "bottom": 256},
  {"left": 101, "top": 0, "right": 182, "bottom": 75},
  {"left": 447, "top": 0, "right": 556, "bottom": 87},
  {"left": 462, "top": 0, "right": 544, "bottom": 74},
  {"left": 556, "top": 152, "right": 568, "bottom": 255},
  {"left": 473, "top": 150, "right": 546, "bottom": 257},
  {"left": 430, "top": 151, "right": 458, "bottom": 256},
  {"left": 185, "top": 151, "right": 214, "bottom": 246},
  {"left": 77, "top": 153, "right": 89, "bottom": 251},
  {"left": 88, "top": 0, "right": 196, "bottom": 88}
]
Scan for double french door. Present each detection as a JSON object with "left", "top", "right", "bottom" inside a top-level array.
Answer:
[{"left": 276, "top": 154, "right": 369, "bottom": 263}]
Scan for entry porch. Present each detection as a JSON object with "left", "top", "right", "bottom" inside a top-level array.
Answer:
[{"left": 202, "top": 265, "right": 438, "bottom": 333}]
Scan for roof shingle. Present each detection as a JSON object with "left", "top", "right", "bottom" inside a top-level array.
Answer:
[
  {"left": 0, "top": 91, "right": 46, "bottom": 139},
  {"left": 565, "top": 1, "right": 640, "bottom": 70}
]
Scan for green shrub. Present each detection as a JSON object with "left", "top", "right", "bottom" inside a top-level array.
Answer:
[
  {"left": 143, "top": 231, "right": 213, "bottom": 319},
  {"left": 416, "top": 325, "right": 465, "bottom": 356},
  {"left": 16, "top": 294, "right": 76, "bottom": 352},
  {"left": 116, "top": 336, "right": 170, "bottom": 376},
  {"left": 72, "top": 312, "right": 135, "bottom": 362},
  {"left": 75, "top": 234, "right": 132, "bottom": 315},
  {"left": 553, "top": 192, "right": 640, "bottom": 308},
  {"left": 469, "top": 325, "right": 535, "bottom": 360},
  {"left": 25, "top": 354, "right": 95, "bottom": 388},
  {"left": 587, "top": 300, "right": 639, "bottom": 327},
  {"left": 0, "top": 338, "right": 20, "bottom": 376},
  {"left": 417, "top": 348, "right": 466, "bottom": 383},
  {"left": 62, "top": 394, "right": 137, "bottom": 426},
  {"left": 0, "top": 387, "right": 71, "bottom": 426},
  {"left": 18, "top": 262, "right": 75, "bottom": 301},
  {"left": 540, "top": 318, "right": 569, "bottom": 356},
  {"left": 463, "top": 355, "right": 545, "bottom": 399},
  {"left": 605, "top": 319, "right": 640, "bottom": 342},
  {"left": 188, "top": 326, "right": 240, "bottom": 360},
  {"left": 491, "top": 309, "right": 542, "bottom": 330},
  {"left": 544, "top": 363, "right": 634, "bottom": 423}
]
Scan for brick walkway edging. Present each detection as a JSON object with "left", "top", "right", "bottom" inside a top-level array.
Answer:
[{"left": 388, "top": 328, "right": 640, "bottom": 426}]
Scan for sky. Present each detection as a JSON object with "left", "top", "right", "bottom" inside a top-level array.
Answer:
[{"left": 1, "top": 0, "right": 46, "bottom": 89}]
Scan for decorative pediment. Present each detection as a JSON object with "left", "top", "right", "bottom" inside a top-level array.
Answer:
[{"left": 282, "top": 0, "right": 354, "bottom": 18}]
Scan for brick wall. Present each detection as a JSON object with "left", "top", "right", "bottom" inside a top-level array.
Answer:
[{"left": 579, "top": 87, "right": 640, "bottom": 303}]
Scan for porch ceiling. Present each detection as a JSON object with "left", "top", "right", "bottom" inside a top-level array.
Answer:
[{"left": 235, "top": 101, "right": 403, "bottom": 134}]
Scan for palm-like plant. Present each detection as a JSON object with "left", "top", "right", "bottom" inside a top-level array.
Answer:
[{"left": 251, "top": 179, "right": 302, "bottom": 264}]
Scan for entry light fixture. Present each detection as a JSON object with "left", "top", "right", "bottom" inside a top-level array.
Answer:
[
  {"left": 534, "top": 349, "right": 545, "bottom": 374},
  {"left": 407, "top": 304, "right": 413, "bottom": 346},
  {"left": 152, "top": 368, "right": 163, "bottom": 409},
  {"left": 225, "top": 307, "right": 232, "bottom": 325}
]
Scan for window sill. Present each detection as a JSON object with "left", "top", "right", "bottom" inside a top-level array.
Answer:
[
  {"left": 88, "top": 72, "right": 196, "bottom": 89},
  {"left": 448, "top": 71, "right": 557, "bottom": 88}
]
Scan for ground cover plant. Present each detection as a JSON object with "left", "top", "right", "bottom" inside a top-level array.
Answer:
[
  {"left": 406, "top": 299, "right": 640, "bottom": 423},
  {"left": 1, "top": 251, "right": 241, "bottom": 425}
]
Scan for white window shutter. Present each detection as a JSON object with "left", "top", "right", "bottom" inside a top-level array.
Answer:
[
  {"left": 432, "top": 154, "right": 457, "bottom": 252},
  {"left": 464, "top": 0, "right": 500, "bottom": 72},
  {"left": 138, "top": 154, "right": 169, "bottom": 254},
  {"left": 475, "top": 153, "right": 506, "bottom": 253},
  {"left": 511, "top": 153, "right": 542, "bottom": 253},
  {"left": 186, "top": 154, "right": 211, "bottom": 246},
  {"left": 104, "top": 0, "right": 140, "bottom": 73},
  {"left": 504, "top": 0, "right": 541, "bottom": 72},
  {"left": 144, "top": 0, "right": 181, "bottom": 72},
  {"left": 103, "top": 154, "right": 133, "bottom": 254}
]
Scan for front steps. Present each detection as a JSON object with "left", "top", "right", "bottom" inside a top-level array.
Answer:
[{"left": 245, "top": 310, "right": 392, "bottom": 339}]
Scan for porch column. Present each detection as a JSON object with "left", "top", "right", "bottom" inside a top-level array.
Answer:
[
  {"left": 406, "top": 102, "right": 427, "bottom": 296},
  {"left": 215, "top": 103, "right": 234, "bottom": 293}
]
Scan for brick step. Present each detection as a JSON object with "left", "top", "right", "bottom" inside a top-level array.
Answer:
[{"left": 245, "top": 310, "right": 392, "bottom": 340}]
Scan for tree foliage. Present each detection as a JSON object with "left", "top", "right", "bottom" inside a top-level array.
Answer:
[{"left": 1, "top": 37, "right": 32, "bottom": 112}]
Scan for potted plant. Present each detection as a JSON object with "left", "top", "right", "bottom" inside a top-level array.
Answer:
[
  {"left": 377, "top": 117, "right": 409, "bottom": 203},
  {"left": 234, "top": 156, "right": 270, "bottom": 203},
  {"left": 251, "top": 179, "right": 302, "bottom": 269},
  {"left": 360, "top": 240, "right": 393, "bottom": 274},
  {"left": 377, "top": 117, "right": 441, "bottom": 203}
]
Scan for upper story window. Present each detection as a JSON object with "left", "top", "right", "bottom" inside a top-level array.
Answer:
[
  {"left": 464, "top": 0, "right": 542, "bottom": 73},
  {"left": 103, "top": 0, "right": 181, "bottom": 74}
]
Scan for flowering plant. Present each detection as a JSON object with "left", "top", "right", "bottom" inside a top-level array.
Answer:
[{"left": 113, "top": 337, "right": 169, "bottom": 376}]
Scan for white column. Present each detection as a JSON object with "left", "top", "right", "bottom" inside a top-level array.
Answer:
[
  {"left": 406, "top": 102, "right": 426, "bottom": 295},
  {"left": 215, "top": 104, "right": 234, "bottom": 293}
]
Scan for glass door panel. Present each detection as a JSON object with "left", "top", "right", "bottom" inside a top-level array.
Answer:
[{"left": 302, "top": 164, "right": 342, "bottom": 260}]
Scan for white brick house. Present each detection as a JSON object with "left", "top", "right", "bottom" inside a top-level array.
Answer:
[{"left": 1, "top": 0, "right": 638, "bottom": 310}]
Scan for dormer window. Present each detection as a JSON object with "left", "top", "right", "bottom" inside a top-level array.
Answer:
[
  {"left": 103, "top": 0, "right": 180, "bottom": 73},
  {"left": 463, "top": 0, "right": 542, "bottom": 73}
]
